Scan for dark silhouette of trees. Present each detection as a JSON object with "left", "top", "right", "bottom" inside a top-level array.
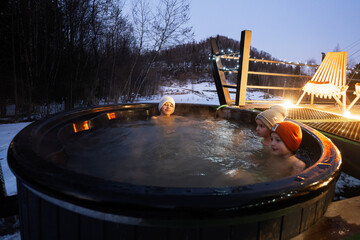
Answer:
[{"left": 1, "top": 0, "right": 193, "bottom": 118}]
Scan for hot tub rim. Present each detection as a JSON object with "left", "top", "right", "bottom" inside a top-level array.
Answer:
[{"left": 7, "top": 103, "right": 341, "bottom": 213}]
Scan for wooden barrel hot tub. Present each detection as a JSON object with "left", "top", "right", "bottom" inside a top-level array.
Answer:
[{"left": 7, "top": 103, "right": 341, "bottom": 240}]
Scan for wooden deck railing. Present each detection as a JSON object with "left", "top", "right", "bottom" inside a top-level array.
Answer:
[{"left": 210, "top": 30, "right": 315, "bottom": 106}]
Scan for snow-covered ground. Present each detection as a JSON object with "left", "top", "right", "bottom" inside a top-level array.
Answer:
[
  {"left": 0, "top": 122, "right": 32, "bottom": 196},
  {"left": 0, "top": 79, "right": 359, "bottom": 239},
  {"left": 133, "top": 79, "right": 282, "bottom": 105}
]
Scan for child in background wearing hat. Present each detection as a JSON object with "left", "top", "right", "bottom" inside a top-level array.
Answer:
[
  {"left": 152, "top": 96, "right": 175, "bottom": 119},
  {"left": 255, "top": 105, "right": 287, "bottom": 147},
  {"left": 270, "top": 121, "right": 305, "bottom": 175}
]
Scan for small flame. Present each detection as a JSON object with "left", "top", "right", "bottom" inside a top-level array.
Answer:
[
  {"left": 107, "top": 112, "right": 116, "bottom": 120},
  {"left": 73, "top": 121, "right": 90, "bottom": 133}
]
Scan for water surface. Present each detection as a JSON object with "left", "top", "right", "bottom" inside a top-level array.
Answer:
[{"left": 63, "top": 116, "right": 305, "bottom": 187}]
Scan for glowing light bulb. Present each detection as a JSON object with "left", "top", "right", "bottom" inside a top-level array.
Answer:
[
  {"left": 344, "top": 111, "right": 351, "bottom": 118},
  {"left": 283, "top": 100, "right": 294, "bottom": 108}
]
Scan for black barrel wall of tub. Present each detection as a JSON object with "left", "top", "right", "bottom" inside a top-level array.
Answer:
[{"left": 7, "top": 104, "right": 341, "bottom": 240}]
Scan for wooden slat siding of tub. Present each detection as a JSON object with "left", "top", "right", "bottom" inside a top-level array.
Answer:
[
  {"left": 40, "top": 198, "right": 58, "bottom": 239},
  {"left": 104, "top": 221, "right": 136, "bottom": 240},
  {"left": 136, "top": 226, "right": 168, "bottom": 240},
  {"left": 165, "top": 227, "right": 200, "bottom": 240},
  {"left": 301, "top": 200, "right": 320, "bottom": 233},
  {"left": 28, "top": 185, "right": 41, "bottom": 240},
  {"left": 325, "top": 181, "right": 337, "bottom": 213},
  {"left": 259, "top": 217, "right": 282, "bottom": 240},
  {"left": 80, "top": 215, "right": 104, "bottom": 240},
  {"left": 281, "top": 208, "right": 302, "bottom": 239},
  {"left": 16, "top": 179, "right": 337, "bottom": 240},
  {"left": 231, "top": 223, "right": 258, "bottom": 240},
  {"left": 201, "top": 226, "right": 232, "bottom": 239},
  {"left": 59, "top": 207, "right": 79, "bottom": 240},
  {"left": 314, "top": 194, "right": 327, "bottom": 222},
  {"left": 17, "top": 181, "right": 29, "bottom": 240},
  {"left": 301, "top": 181, "right": 336, "bottom": 234}
]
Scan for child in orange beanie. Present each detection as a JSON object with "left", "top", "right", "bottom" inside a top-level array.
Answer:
[
  {"left": 270, "top": 121, "right": 305, "bottom": 175},
  {"left": 255, "top": 105, "right": 287, "bottom": 146}
]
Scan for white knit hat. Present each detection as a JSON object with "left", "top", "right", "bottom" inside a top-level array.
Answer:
[
  {"left": 269, "top": 105, "right": 287, "bottom": 119},
  {"left": 255, "top": 104, "right": 287, "bottom": 130},
  {"left": 158, "top": 96, "right": 175, "bottom": 111}
]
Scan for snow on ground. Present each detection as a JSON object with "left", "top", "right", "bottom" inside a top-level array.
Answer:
[
  {"left": 135, "top": 79, "right": 283, "bottom": 105},
  {"left": 0, "top": 122, "right": 31, "bottom": 196},
  {"left": 0, "top": 232, "right": 20, "bottom": 240}
]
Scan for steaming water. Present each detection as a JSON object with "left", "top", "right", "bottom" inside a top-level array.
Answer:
[{"left": 62, "top": 116, "right": 303, "bottom": 187}]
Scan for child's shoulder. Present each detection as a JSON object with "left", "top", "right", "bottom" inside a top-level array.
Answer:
[{"left": 290, "top": 156, "right": 306, "bottom": 173}]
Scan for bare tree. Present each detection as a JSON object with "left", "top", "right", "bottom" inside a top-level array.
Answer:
[
  {"left": 333, "top": 43, "right": 341, "bottom": 52},
  {"left": 120, "top": 0, "right": 151, "bottom": 100},
  {"left": 87, "top": 0, "right": 127, "bottom": 104},
  {"left": 124, "top": 0, "right": 193, "bottom": 102},
  {"left": 302, "top": 58, "right": 317, "bottom": 76},
  {"left": 151, "top": 0, "right": 193, "bottom": 51}
]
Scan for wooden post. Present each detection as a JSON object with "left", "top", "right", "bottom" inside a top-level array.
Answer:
[
  {"left": 296, "top": 91, "right": 306, "bottom": 105},
  {"left": 236, "top": 30, "right": 252, "bottom": 106},
  {"left": 210, "top": 38, "right": 232, "bottom": 105},
  {"left": 347, "top": 95, "right": 360, "bottom": 111}
]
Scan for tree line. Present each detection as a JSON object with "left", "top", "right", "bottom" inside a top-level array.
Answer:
[{"left": 0, "top": 0, "right": 193, "bottom": 118}]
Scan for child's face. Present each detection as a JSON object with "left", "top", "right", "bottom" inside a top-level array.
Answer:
[
  {"left": 255, "top": 119, "right": 271, "bottom": 137},
  {"left": 160, "top": 102, "right": 174, "bottom": 116},
  {"left": 270, "top": 132, "right": 292, "bottom": 157}
]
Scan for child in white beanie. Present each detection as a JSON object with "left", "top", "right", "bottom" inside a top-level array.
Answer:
[
  {"left": 255, "top": 105, "right": 287, "bottom": 146},
  {"left": 152, "top": 96, "right": 175, "bottom": 119}
]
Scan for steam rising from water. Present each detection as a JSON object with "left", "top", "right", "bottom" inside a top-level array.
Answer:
[{"left": 62, "top": 116, "right": 301, "bottom": 187}]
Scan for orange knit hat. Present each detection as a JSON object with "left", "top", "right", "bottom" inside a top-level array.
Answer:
[{"left": 271, "top": 121, "right": 302, "bottom": 153}]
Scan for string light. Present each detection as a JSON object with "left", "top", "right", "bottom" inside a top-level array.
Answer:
[{"left": 212, "top": 48, "right": 360, "bottom": 74}]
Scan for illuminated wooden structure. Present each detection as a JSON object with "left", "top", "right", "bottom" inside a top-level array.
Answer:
[
  {"left": 210, "top": 30, "right": 312, "bottom": 106},
  {"left": 347, "top": 83, "right": 360, "bottom": 111},
  {"left": 210, "top": 36, "right": 233, "bottom": 105},
  {"left": 210, "top": 30, "right": 253, "bottom": 106},
  {"left": 296, "top": 52, "right": 348, "bottom": 112}
]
